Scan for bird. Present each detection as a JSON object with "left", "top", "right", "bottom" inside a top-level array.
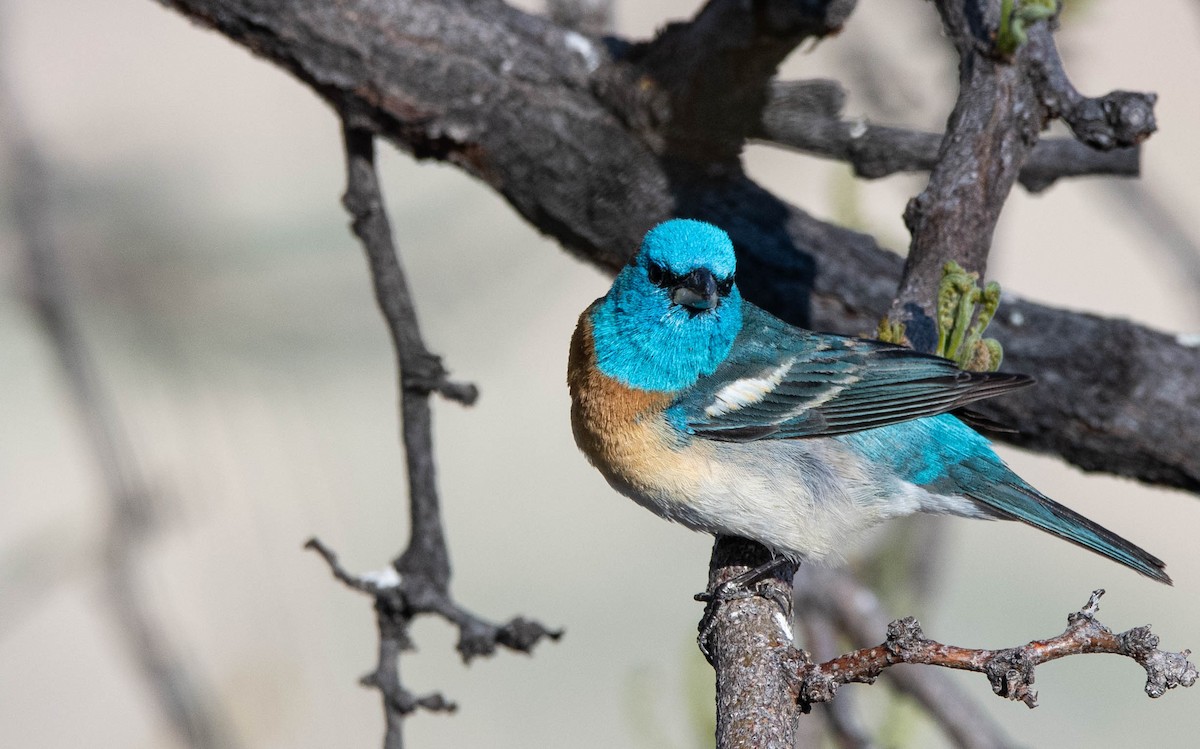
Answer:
[{"left": 568, "top": 218, "right": 1170, "bottom": 584}]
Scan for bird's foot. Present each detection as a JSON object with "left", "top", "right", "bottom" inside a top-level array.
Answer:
[{"left": 695, "top": 557, "right": 794, "bottom": 664}]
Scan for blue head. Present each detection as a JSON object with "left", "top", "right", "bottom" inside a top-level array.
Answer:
[{"left": 590, "top": 219, "right": 744, "bottom": 392}]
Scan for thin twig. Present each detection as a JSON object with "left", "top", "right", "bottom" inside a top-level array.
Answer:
[
  {"left": 755, "top": 79, "right": 1140, "bottom": 192},
  {"left": 0, "top": 43, "right": 240, "bottom": 749},
  {"left": 797, "top": 608, "right": 877, "bottom": 749},
  {"left": 340, "top": 117, "right": 473, "bottom": 591},
  {"left": 800, "top": 569, "right": 1015, "bottom": 749},
  {"left": 320, "top": 117, "right": 558, "bottom": 748},
  {"left": 796, "top": 589, "right": 1196, "bottom": 711}
]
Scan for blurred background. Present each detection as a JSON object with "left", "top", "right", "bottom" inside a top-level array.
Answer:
[{"left": 2, "top": 1, "right": 1198, "bottom": 747}]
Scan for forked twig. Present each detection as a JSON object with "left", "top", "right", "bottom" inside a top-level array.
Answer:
[
  {"left": 310, "top": 116, "right": 559, "bottom": 749},
  {"left": 794, "top": 590, "right": 1197, "bottom": 711}
]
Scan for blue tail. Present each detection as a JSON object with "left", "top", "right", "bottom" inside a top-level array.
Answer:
[
  {"left": 953, "top": 459, "right": 1171, "bottom": 584},
  {"left": 841, "top": 414, "right": 1170, "bottom": 583}
]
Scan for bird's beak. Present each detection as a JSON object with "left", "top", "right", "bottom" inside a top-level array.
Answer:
[{"left": 670, "top": 268, "right": 720, "bottom": 311}]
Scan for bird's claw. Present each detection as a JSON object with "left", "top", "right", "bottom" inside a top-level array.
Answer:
[{"left": 695, "top": 560, "right": 794, "bottom": 664}]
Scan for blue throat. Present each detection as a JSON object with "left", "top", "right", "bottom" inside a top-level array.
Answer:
[{"left": 590, "top": 265, "right": 743, "bottom": 392}]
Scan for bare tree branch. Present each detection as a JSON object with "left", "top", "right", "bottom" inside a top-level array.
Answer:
[
  {"left": 795, "top": 590, "right": 1197, "bottom": 710},
  {"left": 697, "top": 537, "right": 800, "bottom": 749},
  {"left": 888, "top": 5, "right": 1158, "bottom": 351},
  {"left": 626, "top": 0, "right": 856, "bottom": 161},
  {"left": 136, "top": 2, "right": 1197, "bottom": 746},
  {"left": 799, "top": 568, "right": 1019, "bottom": 749},
  {"left": 1024, "top": 28, "right": 1157, "bottom": 151},
  {"left": 148, "top": 0, "right": 1200, "bottom": 494},
  {"left": 756, "top": 79, "right": 1140, "bottom": 192},
  {"left": 307, "top": 118, "right": 559, "bottom": 747},
  {"left": 545, "top": 0, "right": 612, "bottom": 36},
  {"left": 796, "top": 607, "right": 877, "bottom": 749},
  {"left": 889, "top": 3, "right": 1050, "bottom": 347},
  {"left": 0, "top": 40, "right": 241, "bottom": 749}
]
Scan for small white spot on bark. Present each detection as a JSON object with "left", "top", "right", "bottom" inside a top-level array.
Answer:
[
  {"left": 564, "top": 31, "right": 600, "bottom": 72},
  {"left": 773, "top": 610, "right": 794, "bottom": 643},
  {"left": 848, "top": 118, "right": 868, "bottom": 138},
  {"left": 1176, "top": 332, "right": 1200, "bottom": 347},
  {"left": 362, "top": 567, "right": 402, "bottom": 588}
]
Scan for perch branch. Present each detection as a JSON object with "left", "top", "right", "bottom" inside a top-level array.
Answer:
[
  {"left": 698, "top": 537, "right": 800, "bottom": 749},
  {"left": 310, "top": 118, "right": 558, "bottom": 748},
  {"left": 795, "top": 590, "right": 1197, "bottom": 710}
]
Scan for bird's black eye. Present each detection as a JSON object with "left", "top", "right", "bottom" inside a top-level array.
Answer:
[
  {"left": 717, "top": 274, "right": 735, "bottom": 296},
  {"left": 646, "top": 261, "right": 668, "bottom": 287}
]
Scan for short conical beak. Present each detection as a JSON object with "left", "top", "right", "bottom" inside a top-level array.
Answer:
[{"left": 670, "top": 268, "right": 719, "bottom": 310}]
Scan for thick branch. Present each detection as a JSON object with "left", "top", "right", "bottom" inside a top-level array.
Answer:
[
  {"left": 628, "top": 0, "right": 856, "bottom": 161},
  {"left": 149, "top": 0, "right": 1200, "bottom": 493},
  {"left": 887, "top": 6, "right": 1159, "bottom": 351},
  {"left": 756, "top": 79, "right": 1140, "bottom": 192},
  {"left": 887, "top": 1, "right": 1048, "bottom": 349},
  {"left": 796, "top": 590, "right": 1197, "bottom": 710}
]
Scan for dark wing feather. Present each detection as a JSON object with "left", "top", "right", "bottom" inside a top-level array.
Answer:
[
  {"left": 673, "top": 304, "right": 1032, "bottom": 442},
  {"left": 950, "top": 408, "right": 1021, "bottom": 434}
]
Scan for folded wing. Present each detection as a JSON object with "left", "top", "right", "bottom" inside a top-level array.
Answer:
[{"left": 673, "top": 305, "right": 1032, "bottom": 442}]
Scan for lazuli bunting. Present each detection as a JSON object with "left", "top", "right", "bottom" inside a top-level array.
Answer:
[{"left": 568, "top": 219, "right": 1169, "bottom": 583}]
